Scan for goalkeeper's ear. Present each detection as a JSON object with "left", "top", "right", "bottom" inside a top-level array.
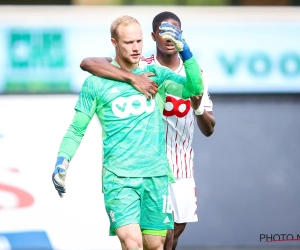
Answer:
[{"left": 111, "top": 38, "right": 117, "bottom": 48}]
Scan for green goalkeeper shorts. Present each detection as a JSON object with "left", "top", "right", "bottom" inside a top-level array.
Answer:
[{"left": 102, "top": 168, "right": 174, "bottom": 236}]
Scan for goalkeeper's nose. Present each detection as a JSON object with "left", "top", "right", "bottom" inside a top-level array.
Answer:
[{"left": 132, "top": 41, "right": 140, "bottom": 51}]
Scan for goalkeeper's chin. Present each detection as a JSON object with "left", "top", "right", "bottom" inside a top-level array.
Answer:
[{"left": 129, "top": 55, "right": 141, "bottom": 65}]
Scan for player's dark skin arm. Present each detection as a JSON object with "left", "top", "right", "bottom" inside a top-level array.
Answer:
[
  {"left": 190, "top": 95, "right": 216, "bottom": 137},
  {"left": 80, "top": 57, "right": 158, "bottom": 99}
]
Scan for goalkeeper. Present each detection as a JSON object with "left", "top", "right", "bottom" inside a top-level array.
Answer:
[{"left": 52, "top": 15, "right": 203, "bottom": 250}]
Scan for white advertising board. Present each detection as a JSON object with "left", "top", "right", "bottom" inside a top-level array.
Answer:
[{"left": 0, "top": 95, "right": 121, "bottom": 250}]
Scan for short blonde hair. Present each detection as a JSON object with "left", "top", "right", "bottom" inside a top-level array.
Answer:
[{"left": 110, "top": 15, "right": 140, "bottom": 39}]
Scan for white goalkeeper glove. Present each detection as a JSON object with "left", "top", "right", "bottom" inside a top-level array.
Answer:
[
  {"left": 159, "top": 21, "right": 193, "bottom": 62},
  {"left": 52, "top": 157, "right": 69, "bottom": 198}
]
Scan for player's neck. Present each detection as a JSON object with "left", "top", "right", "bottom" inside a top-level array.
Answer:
[
  {"left": 156, "top": 52, "right": 181, "bottom": 71},
  {"left": 114, "top": 57, "right": 138, "bottom": 72}
]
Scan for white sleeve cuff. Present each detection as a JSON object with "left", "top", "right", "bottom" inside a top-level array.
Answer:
[{"left": 194, "top": 105, "right": 205, "bottom": 116}]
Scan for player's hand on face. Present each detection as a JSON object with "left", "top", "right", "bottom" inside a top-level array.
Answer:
[
  {"left": 52, "top": 157, "right": 69, "bottom": 198},
  {"left": 130, "top": 72, "right": 158, "bottom": 99},
  {"left": 190, "top": 94, "right": 203, "bottom": 110},
  {"left": 159, "top": 22, "right": 193, "bottom": 62},
  {"left": 159, "top": 21, "right": 185, "bottom": 52}
]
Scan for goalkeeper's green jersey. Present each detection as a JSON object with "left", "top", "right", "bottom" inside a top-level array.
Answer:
[{"left": 58, "top": 57, "right": 203, "bottom": 177}]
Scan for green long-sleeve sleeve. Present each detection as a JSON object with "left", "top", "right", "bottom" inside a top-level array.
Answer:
[
  {"left": 182, "top": 56, "right": 204, "bottom": 98},
  {"left": 57, "top": 111, "right": 91, "bottom": 161}
]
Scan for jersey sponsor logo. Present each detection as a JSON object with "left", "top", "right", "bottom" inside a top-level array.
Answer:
[
  {"left": 112, "top": 95, "right": 155, "bottom": 118},
  {"left": 163, "top": 96, "right": 190, "bottom": 118}
]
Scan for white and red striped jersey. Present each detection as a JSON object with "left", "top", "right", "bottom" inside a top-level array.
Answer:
[{"left": 141, "top": 54, "right": 213, "bottom": 178}]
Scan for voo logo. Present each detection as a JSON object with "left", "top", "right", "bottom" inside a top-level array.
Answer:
[{"left": 112, "top": 95, "right": 155, "bottom": 118}]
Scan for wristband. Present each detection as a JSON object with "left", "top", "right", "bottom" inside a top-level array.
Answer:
[
  {"left": 194, "top": 105, "right": 204, "bottom": 116},
  {"left": 179, "top": 48, "right": 193, "bottom": 62}
]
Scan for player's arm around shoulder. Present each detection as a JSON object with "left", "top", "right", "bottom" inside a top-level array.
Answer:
[{"left": 80, "top": 57, "right": 158, "bottom": 99}]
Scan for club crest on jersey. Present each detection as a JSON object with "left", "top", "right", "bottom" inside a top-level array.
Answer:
[
  {"left": 163, "top": 96, "right": 190, "bottom": 118},
  {"left": 112, "top": 95, "right": 155, "bottom": 118}
]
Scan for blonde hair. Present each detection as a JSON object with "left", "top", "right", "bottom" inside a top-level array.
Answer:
[{"left": 110, "top": 15, "right": 140, "bottom": 39}]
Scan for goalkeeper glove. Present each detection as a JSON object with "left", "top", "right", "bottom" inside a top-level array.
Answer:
[
  {"left": 159, "top": 21, "right": 193, "bottom": 62},
  {"left": 52, "top": 157, "right": 69, "bottom": 198}
]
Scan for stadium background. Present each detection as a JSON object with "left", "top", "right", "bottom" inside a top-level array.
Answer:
[{"left": 0, "top": 3, "right": 300, "bottom": 250}]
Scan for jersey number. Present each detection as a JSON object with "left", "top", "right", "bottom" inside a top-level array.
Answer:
[{"left": 162, "top": 194, "right": 172, "bottom": 214}]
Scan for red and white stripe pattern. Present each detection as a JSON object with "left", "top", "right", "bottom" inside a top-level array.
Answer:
[{"left": 141, "top": 55, "right": 213, "bottom": 178}]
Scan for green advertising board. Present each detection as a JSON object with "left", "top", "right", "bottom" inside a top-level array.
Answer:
[{"left": 5, "top": 29, "right": 71, "bottom": 93}]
